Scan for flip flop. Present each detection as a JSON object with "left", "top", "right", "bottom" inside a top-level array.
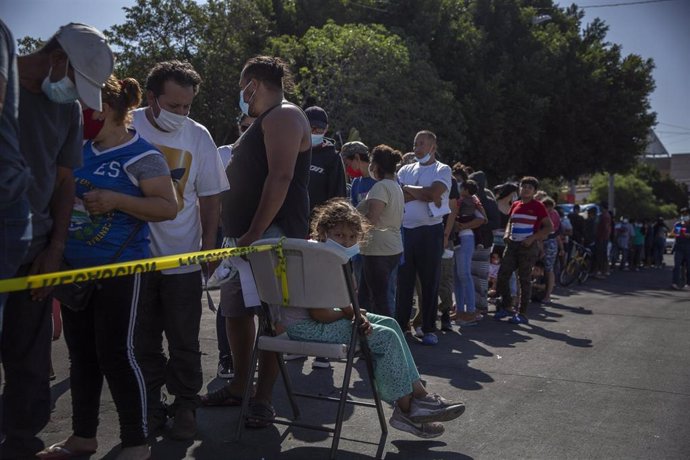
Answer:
[
  {"left": 245, "top": 400, "right": 275, "bottom": 429},
  {"left": 200, "top": 385, "right": 243, "bottom": 407},
  {"left": 36, "top": 444, "right": 96, "bottom": 459}
]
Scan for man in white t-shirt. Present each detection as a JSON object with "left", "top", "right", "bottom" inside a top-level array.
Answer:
[
  {"left": 132, "top": 60, "right": 229, "bottom": 440},
  {"left": 396, "top": 130, "right": 452, "bottom": 346}
]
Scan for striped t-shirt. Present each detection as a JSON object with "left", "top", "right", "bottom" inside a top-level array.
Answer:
[{"left": 508, "top": 199, "right": 548, "bottom": 242}]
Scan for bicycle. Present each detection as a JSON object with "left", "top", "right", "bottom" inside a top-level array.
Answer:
[{"left": 560, "top": 241, "right": 593, "bottom": 286}]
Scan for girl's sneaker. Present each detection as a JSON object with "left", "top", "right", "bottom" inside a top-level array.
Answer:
[{"left": 389, "top": 405, "right": 445, "bottom": 439}]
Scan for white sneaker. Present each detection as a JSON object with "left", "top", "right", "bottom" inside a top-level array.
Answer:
[
  {"left": 408, "top": 393, "right": 466, "bottom": 423},
  {"left": 414, "top": 326, "right": 424, "bottom": 338},
  {"left": 389, "top": 405, "right": 444, "bottom": 439}
]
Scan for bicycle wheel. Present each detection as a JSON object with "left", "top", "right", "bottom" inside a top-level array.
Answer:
[
  {"left": 578, "top": 257, "right": 592, "bottom": 284},
  {"left": 560, "top": 259, "right": 579, "bottom": 286}
]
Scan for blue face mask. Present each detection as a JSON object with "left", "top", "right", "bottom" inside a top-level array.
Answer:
[
  {"left": 416, "top": 152, "right": 432, "bottom": 164},
  {"left": 41, "top": 61, "right": 79, "bottom": 104},
  {"left": 324, "top": 238, "right": 360, "bottom": 260},
  {"left": 311, "top": 134, "right": 325, "bottom": 146},
  {"left": 238, "top": 82, "right": 255, "bottom": 116}
]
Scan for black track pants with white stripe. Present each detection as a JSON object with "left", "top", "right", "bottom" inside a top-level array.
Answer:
[{"left": 61, "top": 273, "right": 148, "bottom": 447}]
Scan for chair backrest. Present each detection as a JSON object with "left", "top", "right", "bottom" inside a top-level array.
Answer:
[{"left": 248, "top": 238, "right": 352, "bottom": 309}]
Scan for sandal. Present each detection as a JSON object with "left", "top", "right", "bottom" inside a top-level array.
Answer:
[
  {"left": 245, "top": 400, "right": 275, "bottom": 429},
  {"left": 200, "top": 385, "right": 243, "bottom": 407},
  {"left": 36, "top": 443, "right": 96, "bottom": 459}
]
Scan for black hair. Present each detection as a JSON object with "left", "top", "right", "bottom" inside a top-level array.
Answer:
[
  {"left": 39, "top": 37, "right": 62, "bottom": 55},
  {"left": 461, "top": 179, "right": 478, "bottom": 195},
  {"left": 145, "top": 60, "right": 202, "bottom": 97},
  {"left": 520, "top": 176, "right": 539, "bottom": 189},
  {"left": 242, "top": 56, "right": 294, "bottom": 91},
  {"left": 370, "top": 144, "right": 403, "bottom": 176},
  {"left": 452, "top": 162, "right": 468, "bottom": 182}
]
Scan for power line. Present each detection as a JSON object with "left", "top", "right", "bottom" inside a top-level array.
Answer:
[
  {"left": 659, "top": 122, "right": 690, "bottom": 132},
  {"left": 581, "top": 0, "right": 676, "bottom": 8},
  {"left": 656, "top": 131, "right": 690, "bottom": 136}
]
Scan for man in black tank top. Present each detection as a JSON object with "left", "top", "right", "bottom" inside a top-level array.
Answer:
[{"left": 207, "top": 56, "right": 311, "bottom": 426}]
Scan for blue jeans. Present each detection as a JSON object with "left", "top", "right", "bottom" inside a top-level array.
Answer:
[
  {"left": 454, "top": 233, "right": 476, "bottom": 313},
  {"left": 672, "top": 243, "right": 690, "bottom": 286},
  {"left": 0, "top": 196, "right": 32, "bottom": 334}
]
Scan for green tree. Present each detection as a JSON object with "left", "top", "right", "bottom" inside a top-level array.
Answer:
[
  {"left": 589, "top": 173, "right": 677, "bottom": 219},
  {"left": 106, "top": 0, "right": 274, "bottom": 144},
  {"left": 267, "top": 21, "right": 466, "bottom": 152},
  {"left": 632, "top": 162, "right": 689, "bottom": 210}
]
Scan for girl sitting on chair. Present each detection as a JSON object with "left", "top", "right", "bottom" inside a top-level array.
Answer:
[{"left": 283, "top": 198, "right": 465, "bottom": 438}]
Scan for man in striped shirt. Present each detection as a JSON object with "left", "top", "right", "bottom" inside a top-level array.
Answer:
[{"left": 494, "top": 176, "right": 552, "bottom": 324}]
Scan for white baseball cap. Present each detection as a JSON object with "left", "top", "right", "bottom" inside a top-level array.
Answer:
[{"left": 54, "top": 23, "right": 114, "bottom": 111}]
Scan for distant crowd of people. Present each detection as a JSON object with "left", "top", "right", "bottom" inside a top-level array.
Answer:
[{"left": 1, "top": 19, "right": 688, "bottom": 460}]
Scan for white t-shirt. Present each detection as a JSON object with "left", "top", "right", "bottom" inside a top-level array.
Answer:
[
  {"left": 132, "top": 108, "right": 229, "bottom": 274},
  {"left": 218, "top": 144, "right": 233, "bottom": 169},
  {"left": 397, "top": 160, "right": 452, "bottom": 229}
]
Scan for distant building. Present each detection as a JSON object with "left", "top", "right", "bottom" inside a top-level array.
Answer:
[{"left": 642, "top": 131, "right": 690, "bottom": 197}]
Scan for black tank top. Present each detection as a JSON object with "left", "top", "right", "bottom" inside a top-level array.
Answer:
[{"left": 222, "top": 102, "right": 311, "bottom": 238}]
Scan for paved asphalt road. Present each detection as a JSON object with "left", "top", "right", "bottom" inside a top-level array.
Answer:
[{"left": 38, "top": 254, "right": 689, "bottom": 459}]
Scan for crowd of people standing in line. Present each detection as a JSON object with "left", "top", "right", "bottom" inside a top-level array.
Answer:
[{"left": 1, "top": 19, "right": 688, "bottom": 460}]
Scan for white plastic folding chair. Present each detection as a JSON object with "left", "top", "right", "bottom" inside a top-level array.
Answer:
[{"left": 235, "top": 238, "right": 388, "bottom": 459}]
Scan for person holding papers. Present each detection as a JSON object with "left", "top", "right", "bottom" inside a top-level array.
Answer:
[{"left": 395, "top": 130, "right": 452, "bottom": 346}]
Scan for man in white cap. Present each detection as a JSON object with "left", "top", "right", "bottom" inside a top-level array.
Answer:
[{"left": 0, "top": 23, "right": 113, "bottom": 460}]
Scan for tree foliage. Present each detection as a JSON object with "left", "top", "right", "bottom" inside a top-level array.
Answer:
[
  {"left": 589, "top": 172, "right": 677, "bottom": 220},
  {"left": 17, "top": 0, "right": 658, "bottom": 180}
]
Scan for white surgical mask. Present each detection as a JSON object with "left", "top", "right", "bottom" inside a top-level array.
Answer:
[
  {"left": 239, "top": 82, "right": 255, "bottom": 116},
  {"left": 154, "top": 98, "right": 188, "bottom": 132},
  {"left": 416, "top": 152, "right": 432, "bottom": 164},
  {"left": 324, "top": 238, "right": 360, "bottom": 259},
  {"left": 311, "top": 134, "right": 324, "bottom": 146},
  {"left": 41, "top": 60, "right": 79, "bottom": 104}
]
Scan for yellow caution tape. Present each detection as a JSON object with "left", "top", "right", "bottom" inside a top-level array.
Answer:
[
  {"left": 274, "top": 237, "right": 290, "bottom": 306},
  {"left": 0, "top": 242, "right": 290, "bottom": 306}
]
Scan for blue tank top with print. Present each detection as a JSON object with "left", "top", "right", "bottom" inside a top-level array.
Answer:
[{"left": 65, "top": 132, "right": 159, "bottom": 268}]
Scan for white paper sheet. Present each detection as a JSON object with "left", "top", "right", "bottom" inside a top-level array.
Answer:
[
  {"left": 428, "top": 197, "right": 451, "bottom": 218},
  {"left": 229, "top": 256, "right": 260, "bottom": 307}
]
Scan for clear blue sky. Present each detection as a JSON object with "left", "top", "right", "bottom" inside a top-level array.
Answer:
[{"left": 2, "top": 0, "right": 688, "bottom": 154}]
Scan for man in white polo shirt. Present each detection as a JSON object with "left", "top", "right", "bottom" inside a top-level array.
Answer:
[
  {"left": 132, "top": 60, "right": 229, "bottom": 440},
  {"left": 395, "top": 130, "right": 452, "bottom": 346}
]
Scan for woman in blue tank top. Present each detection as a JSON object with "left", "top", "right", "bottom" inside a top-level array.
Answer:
[{"left": 38, "top": 76, "right": 177, "bottom": 460}]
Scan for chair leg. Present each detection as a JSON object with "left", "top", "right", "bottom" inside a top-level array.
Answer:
[
  {"left": 234, "top": 332, "right": 260, "bottom": 441},
  {"left": 331, "top": 350, "right": 357, "bottom": 459},
  {"left": 276, "top": 352, "right": 301, "bottom": 420}
]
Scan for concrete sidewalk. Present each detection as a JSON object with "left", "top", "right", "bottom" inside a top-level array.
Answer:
[{"left": 38, "top": 255, "right": 690, "bottom": 459}]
